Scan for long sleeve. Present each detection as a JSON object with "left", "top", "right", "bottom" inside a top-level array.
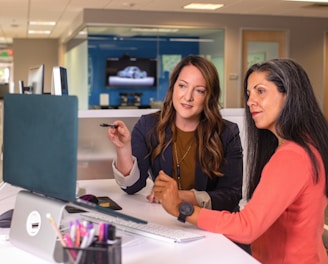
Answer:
[
  {"left": 197, "top": 141, "right": 327, "bottom": 263},
  {"left": 112, "top": 156, "right": 140, "bottom": 188},
  {"left": 117, "top": 114, "right": 157, "bottom": 194},
  {"left": 204, "top": 120, "right": 243, "bottom": 211}
]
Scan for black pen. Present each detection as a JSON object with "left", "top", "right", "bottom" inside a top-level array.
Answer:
[{"left": 99, "top": 123, "right": 119, "bottom": 128}]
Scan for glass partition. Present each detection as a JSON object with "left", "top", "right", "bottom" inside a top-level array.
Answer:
[{"left": 66, "top": 26, "right": 225, "bottom": 110}]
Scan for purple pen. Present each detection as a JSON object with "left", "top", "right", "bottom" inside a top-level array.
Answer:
[{"left": 103, "top": 223, "right": 109, "bottom": 241}]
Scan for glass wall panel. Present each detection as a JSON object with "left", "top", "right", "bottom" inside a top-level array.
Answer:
[
  {"left": 247, "top": 41, "right": 279, "bottom": 67},
  {"left": 66, "top": 26, "right": 225, "bottom": 110}
]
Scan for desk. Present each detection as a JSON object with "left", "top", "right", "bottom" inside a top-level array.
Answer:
[{"left": 0, "top": 180, "right": 260, "bottom": 264}]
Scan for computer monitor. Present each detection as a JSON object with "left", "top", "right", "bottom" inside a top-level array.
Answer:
[
  {"left": 27, "top": 64, "right": 45, "bottom": 94},
  {"left": 51, "top": 66, "right": 68, "bottom": 95},
  {"left": 0, "top": 82, "right": 9, "bottom": 99},
  {"left": 18, "top": 80, "right": 24, "bottom": 94},
  {"left": 3, "top": 94, "right": 79, "bottom": 202},
  {"left": 19, "top": 64, "right": 45, "bottom": 94}
]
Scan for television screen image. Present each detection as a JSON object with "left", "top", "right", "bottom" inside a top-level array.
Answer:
[{"left": 106, "top": 57, "right": 157, "bottom": 88}]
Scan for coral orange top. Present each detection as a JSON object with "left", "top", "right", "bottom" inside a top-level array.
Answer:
[{"left": 198, "top": 141, "right": 328, "bottom": 263}]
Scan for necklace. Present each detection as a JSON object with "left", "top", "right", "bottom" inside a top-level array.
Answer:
[{"left": 174, "top": 141, "right": 193, "bottom": 190}]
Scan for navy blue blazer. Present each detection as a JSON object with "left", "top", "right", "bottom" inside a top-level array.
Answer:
[{"left": 125, "top": 112, "right": 243, "bottom": 212}]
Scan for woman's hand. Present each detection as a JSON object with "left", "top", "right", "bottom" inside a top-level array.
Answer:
[
  {"left": 153, "top": 171, "right": 181, "bottom": 217},
  {"left": 178, "top": 190, "right": 198, "bottom": 205},
  {"left": 146, "top": 190, "right": 161, "bottom": 203},
  {"left": 106, "top": 120, "right": 131, "bottom": 149},
  {"left": 107, "top": 120, "right": 133, "bottom": 175}
]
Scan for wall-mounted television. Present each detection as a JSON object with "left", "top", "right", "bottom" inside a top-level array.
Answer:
[{"left": 106, "top": 56, "right": 157, "bottom": 88}]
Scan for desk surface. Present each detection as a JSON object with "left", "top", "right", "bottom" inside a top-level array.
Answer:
[{"left": 0, "top": 180, "right": 259, "bottom": 264}]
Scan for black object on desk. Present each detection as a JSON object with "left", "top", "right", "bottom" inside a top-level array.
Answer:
[
  {"left": 97, "top": 196, "right": 122, "bottom": 210},
  {"left": 79, "top": 194, "right": 122, "bottom": 210},
  {"left": 63, "top": 237, "right": 122, "bottom": 264},
  {"left": 66, "top": 195, "right": 122, "bottom": 214},
  {"left": 73, "top": 198, "right": 147, "bottom": 224},
  {"left": 0, "top": 208, "right": 14, "bottom": 228}
]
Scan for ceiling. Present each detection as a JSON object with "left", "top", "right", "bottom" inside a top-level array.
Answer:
[{"left": 0, "top": 0, "right": 327, "bottom": 43}]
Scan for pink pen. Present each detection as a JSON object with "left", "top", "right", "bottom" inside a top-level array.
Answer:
[
  {"left": 98, "top": 222, "right": 104, "bottom": 242},
  {"left": 75, "top": 220, "right": 81, "bottom": 247},
  {"left": 64, "top": 233, "right": 77, "bottom": 259}
]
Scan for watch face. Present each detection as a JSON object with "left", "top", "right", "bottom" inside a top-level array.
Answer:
[{"left": 179, "top": 202, "right": 194, "bottom": 215}]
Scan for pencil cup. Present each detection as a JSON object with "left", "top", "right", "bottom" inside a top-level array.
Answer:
[{"left": 63, "top": 237, "right": 121, "bottom": 264}]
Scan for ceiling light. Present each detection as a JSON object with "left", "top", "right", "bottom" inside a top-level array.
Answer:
[
  {"left": 284, "top": 0, "right": 328, "bottom": 2},
  {"left": 131, "top": 28, "right": 179, "bottom": 33},
  {"left": 169, "top": 38, "right": 214, "bottom": 42},
  {"left": 184, "top": 3, "right": 224, "bottom": 10},
  {"left": 29, "top": 21, "right": 56, "bottom": 26},
  {"left": 28, "top": 30, "right": 51, "bottom": 35}
]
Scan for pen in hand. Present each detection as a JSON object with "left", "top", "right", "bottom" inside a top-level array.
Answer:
[{"left": 99, "top": 123, "right": 118, "bottom": 128}]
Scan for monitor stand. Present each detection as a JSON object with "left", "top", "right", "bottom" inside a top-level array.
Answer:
[
  {"left": 9, "top": 190, "right": 68, "bottom": 263},
  {"left": 18, "top": 80, "right": 32, "bottom": 94}
]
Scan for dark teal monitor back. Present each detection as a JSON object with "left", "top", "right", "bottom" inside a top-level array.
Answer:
[{"left": 3, "top": 94, "right": 78, "bottom": 202}]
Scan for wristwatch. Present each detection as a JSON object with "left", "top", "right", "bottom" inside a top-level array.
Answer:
[{"left": 178, "top": 202, "right": 194, "bottom": 223}]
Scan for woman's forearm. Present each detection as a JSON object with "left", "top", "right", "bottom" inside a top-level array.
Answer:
[{"left": 116, "top": 145, "right": 134, "bottom": 176}]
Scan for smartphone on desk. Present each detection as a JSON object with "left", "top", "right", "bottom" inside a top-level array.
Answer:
[
  {"left": 97, "top": 196, "right": 122, "bottom": 210},
  {"left": 65, "top": 195, "right": 122, "bottom": 214}
]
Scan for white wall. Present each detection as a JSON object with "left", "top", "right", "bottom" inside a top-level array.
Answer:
[
  {"left": 67, "top": 9, "right": 327, "bottom": 109},
  {"left": 13, "top": 39, "right": 59, "bottom": 94},
  {"left": 65, "top": 40, "right": 88, "bottom": 110}
]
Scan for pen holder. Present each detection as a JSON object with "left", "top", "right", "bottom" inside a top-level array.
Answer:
[{"left": 63, "top": 237, "right": 121, "bottom": 264}]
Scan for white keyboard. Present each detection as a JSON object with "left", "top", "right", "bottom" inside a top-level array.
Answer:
[{"left": 80, "top": 211, "right": 205, "bottom": 243}]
